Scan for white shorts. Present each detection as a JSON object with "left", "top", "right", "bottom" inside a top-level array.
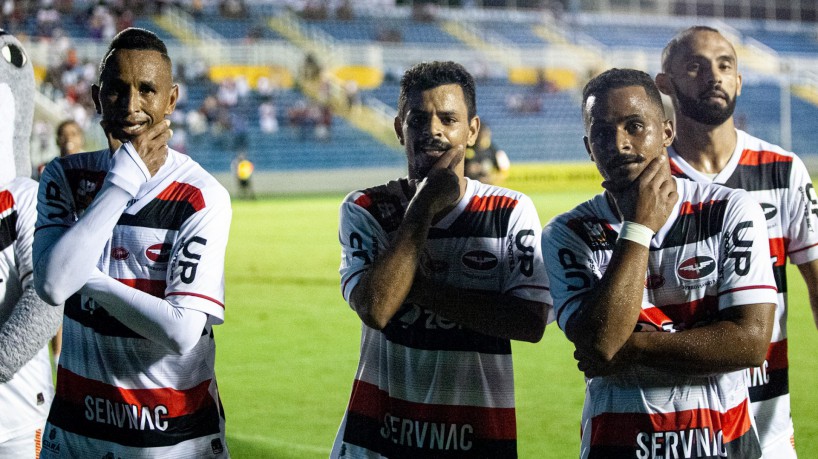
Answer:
[
  {"left": 762, "top": 431, "right": 797, "bottom": 459},
  {"left": 0, "top": 428, "right": 42, "bottom": 458}
]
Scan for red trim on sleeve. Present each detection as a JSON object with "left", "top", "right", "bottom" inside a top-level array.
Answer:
[
  {"left": 165, "top": 292, "right": 225, "bottom": 308},
  {"left": 718, "top": 285, "right": 778, "bottom": 296},
  {"left": 0, "top": 190, "right": 13, "bottom": 214}
]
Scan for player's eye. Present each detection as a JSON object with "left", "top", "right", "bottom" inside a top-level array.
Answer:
[{"left": 1, "top": 43, "right": 26, "bottom": 68}]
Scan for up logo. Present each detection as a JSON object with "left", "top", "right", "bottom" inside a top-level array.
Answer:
[{"left": 677, "top": 256, "right": 716, "bottom": 280}]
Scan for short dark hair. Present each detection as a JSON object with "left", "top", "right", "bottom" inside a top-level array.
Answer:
[
  {"left": 582, "top": 68, "right": 665, "bottom": 126},
  {"left": 99, "top": 27, "right": 171, "bottom": 79},
  {"left": 55, "top": 119, "right": 80, "bottom": 137},
  {"left": 397, "top": 61, "right": 476, "bottom": 119},
  {"left": 661, "top": 25, "right": 725, "bottom": 73}
]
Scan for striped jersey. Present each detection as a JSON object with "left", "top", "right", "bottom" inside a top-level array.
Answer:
[
  {"left": 35, "top": 149, "right": 231, "bottom": 458},
  {"left": 332, "top": 178, "right": 549, "bottom": 458},
  {"left": 0, "top": 177, "right": 53, "bottom": 443},
  {"left": 669, "top": 129, "right": 818, "bottom": 450},
  {"left": 543, "top": 177, "right": 778, "bottom": 458}
]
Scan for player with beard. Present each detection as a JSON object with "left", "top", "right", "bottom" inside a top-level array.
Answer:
[
  {"left": 331, "top": 61, "right": 549, "bottom": 458},
  {"left": 656, "top": 26, "right": 818, "bottom": 457}
]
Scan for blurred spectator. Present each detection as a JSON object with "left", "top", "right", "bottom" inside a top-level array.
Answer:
[
  {"left": 219, "top": 0, "right": 247, "bottom": 18},
  {"left": 465, "top": 124, "right": 510, "bottom": 184},
  {"left": 36, "top": 0, "right": 61, "bottom": 37},
  {"left": 300, "top": 53, "right": 322, "bottom": 82},
  {"left": 258, "top": 97, "right": 279, "bottom": 134},
  {"left": 231, "top": 152, "right": 255, "bottom": 199},
  {"left": 55, "top": 119, "right": 84, "bottom": 157}
]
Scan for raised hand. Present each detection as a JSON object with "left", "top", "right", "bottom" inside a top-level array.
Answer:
[
  {"left": 103, "top": 119, "right": 173, "bottom": 177},
  {"left": 412, "top": 145, "right": 465, "bottom": 218},
  {"left": 605, "top": 153, "right": 677, "bottom": 232}
]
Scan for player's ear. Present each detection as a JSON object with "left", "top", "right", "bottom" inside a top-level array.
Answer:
[
  {"left": 394, "top": 116, "right": 404, "bottom": 145},
  {"left": 655, "top": 73, "right": 673, "bottom": 96},
  {"left": 584, "top": 136, "right": 595, "bottom": 162},
  {"left": 736, "top": 71, "right": 742, "bottom": 97},
  {"left": 467, "top": 115, "right": 480, "bottom": 148},
  {"left": 91, "top": 84, "right": 102, "bottom": 114},
  {"left": 165, "top": 84, "right": 179, "bottom": 115},
  {"left": 663, "top": 118, "right": 675, "bottom": 147}
]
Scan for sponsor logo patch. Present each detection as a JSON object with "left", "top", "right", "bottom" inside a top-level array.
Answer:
[
  {"left": 146, "top": 243, "right": 172, "bottom": 263},
  {"left": 462, "top": 250, "right": 498, "bottom": 270},
  {"left": 677, "top": 256, "right": 716, "bottom": 280},
  {"left": 761, "top": 203, "right": 777, "bottom": 220},
  {"left": 111, "top": 247, "right": 129, "bottom": 261}
]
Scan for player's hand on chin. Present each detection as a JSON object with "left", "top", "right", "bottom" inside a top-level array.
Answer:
[
  {"left": 414, "top": 145, "right": 465, "bottom": 217},
  {"left": 103, "top": 119, "right": 173, "bottom": 177}
]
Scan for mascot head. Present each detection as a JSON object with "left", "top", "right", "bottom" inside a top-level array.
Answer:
[{"left": 0, "top": 29, "right": 34, "bottom": 186}]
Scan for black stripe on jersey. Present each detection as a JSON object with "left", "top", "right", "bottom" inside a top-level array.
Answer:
[
  {"left": 662, "top": 200, "right": 728, "bottom": 249},
  {"left": 383, "top": 305, "right": 511, "bottom": 355},
  {"left": 748, "top": 368, "right": 789, "bottom": 403},
  {"left": 773, "top": 264, "right": 787, "bottom": 294},
  {"left": 0, "top": 210, "right": 17, "bottom": 252},
  {"left": 118, "top": 198, "right": 198, "bottom": 231},
  {"left": 48, "top": 394, "right": 221, "bottom": 447},
  {"left": 428, "top": 207, "right": 516, "bottom": 239},
  {"left": 587, "top": 428, "right": 761, "bottom": 459},
  {"left": 723, "top": 162, "right": 791, "bottom": 192},
  {"left": 343, "top": 411, "right": 517, "bottom": 459},
  {"left": 64, "top": 294, "right": 146, "bottom": 339}
]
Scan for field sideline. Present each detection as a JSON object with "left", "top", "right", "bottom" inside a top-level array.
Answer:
[{"left": 219, "top": 191, "right": 818, "bottom": 458}]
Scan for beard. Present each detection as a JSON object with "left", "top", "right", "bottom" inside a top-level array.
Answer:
[{"left": 672, "top": 80, "right": 736, "bottom": 126}]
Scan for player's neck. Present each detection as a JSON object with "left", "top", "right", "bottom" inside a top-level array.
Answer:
[{"left": 671, "top": 116, "right": 737, "bottom": 175}]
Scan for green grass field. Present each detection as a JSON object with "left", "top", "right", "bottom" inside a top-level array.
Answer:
[{"left": 218, "top": 191, "right": 818, "bottom": 458}]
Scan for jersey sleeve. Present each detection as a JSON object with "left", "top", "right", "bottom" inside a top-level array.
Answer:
[
  {"left": 165, "top": 185, "right": 232, "bottom": 323},
  {"left": 542, "top": 215, "right": 606, "bottom": 332},
  {"left": 718, "top": 190, "right": 779, "bottom": 309},
  {"left": 338, "top": 192, "right": 390, "bottom": 304},
  {"left": 503, "top": 194, "right": 552, "bottom": 316},
  {"left": 783, "top": 155, "right": 818, "bottom": 265},
  {"left": 13, "top": 178, "right": 38, "bottom": 289}
]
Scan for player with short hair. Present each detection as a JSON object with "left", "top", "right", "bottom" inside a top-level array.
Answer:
[
  {"left": 656, "top": 26, "right": 818, "bottom": 457},
  {"left": 331, "top": 61, "right": 550, "bottom": 458},
  {"left": 542, "top": 68, "right": 776, "bottom": 458},
  {"left": 33, "top": 27, "right": 231, "bottom": 458}
]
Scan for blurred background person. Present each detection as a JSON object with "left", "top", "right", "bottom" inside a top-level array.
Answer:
[{"left": 464, "top": 123, "right": 510, "bottom": 184}]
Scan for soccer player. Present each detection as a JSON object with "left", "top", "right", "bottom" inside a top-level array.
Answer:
[
  {"left": 656, "top": 26, "right": 818, "bottom": 457},
  {"left": 331, "top": 61, "right": 549, "bottom": 458},
  {"left": 0, "top": 29, "right": 63, "bottom": 458},
  {"left": 542, "top": 68, "right": 777, "bottom": 458},
  {"left": 33, "top": 28, "right": 232, "bottom": 458}
]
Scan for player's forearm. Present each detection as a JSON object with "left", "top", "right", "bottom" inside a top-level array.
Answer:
[
  {"left": 0, "top": 287, "right": 63, "bottom": 382},
  {"left": 350, "top": 210, "right": 433, "bottom": 329},
  {"left": 409, "top": 279, "right": 546, "bottom": 342},
  {"left": 34, "top": 182, "right": 132, "bottom": 305},
  {"left": 568, "top": 239, "right": 650, "bottom": 361},
  {"left": 623, "top": 303, "right": 775, "bottom": 375},
  {"left": 80, "top": 269, "right": 207, "bottom": 354}
]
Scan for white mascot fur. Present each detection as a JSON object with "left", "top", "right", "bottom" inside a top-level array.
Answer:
[{"left": 0, "top": 29, "right": 62, "bottom": 455}]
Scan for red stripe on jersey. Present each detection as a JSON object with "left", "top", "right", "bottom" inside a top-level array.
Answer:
[
  {"left": 156, "top": 181, "right": 205, "bottom": 212},
  {"left": 678, "top": 200, "right": 722, "bottom": 216},
  {"left": 465, "top": 195, "right": 518, "bottom": 213},
  {"left": 166, "top": 291, "right": 225, "bottom": 308},
  {"left": 0, "top": 190, "right": 12, "bottom": 214},
  {"left": 116, "top": 278, "right": 167, "bottom": 297},
  {"left": 348, "top": 379, "right": 516, "bottom": 440},
  {"left": 738, "top": 149, "right": 793, "bottom": 166},
  {"left": 765, "top": 339, "right": 788, "bottom": 371},
  {"left": 769, "top": 237, "right": 787, "bottom": 266},
  {"left": 668, "top": 158, "right": 687, "bottom": 177},
  {"left": 354, "top": 193, "right": 373, "bottom": 209},
  {"left": 56, "top": 367, "right": 213, "bottom": 418},
  {"left": 655, "top": 296, "right": 718, "bottom": 329},
  {"left": 589, "top": 399, "right": 753, "bottom": 446}
]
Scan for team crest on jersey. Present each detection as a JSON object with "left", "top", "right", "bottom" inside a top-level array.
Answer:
[
  {"left": 566, "top": 216, "right": 615, "bottom": 251},
  {"left": 111, "top": 247, "right": 129, "bottom": 261},
  {"left": 462, "top": 250, "right": 498, "bottom": 271},
  {"left": 645, "top": 274, "right": 665, "bottom": 289},
  {"left": 677, "top": 256, "right": 716, "bottom": 280}
]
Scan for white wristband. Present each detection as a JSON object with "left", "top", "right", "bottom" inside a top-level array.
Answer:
[{"left": 618, "top": 221, "right": 654, "bottom": 248}]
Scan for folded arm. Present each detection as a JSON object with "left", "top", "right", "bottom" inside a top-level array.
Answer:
[{"left": 0, "top": 287, "right": 63, "bottom": 382}]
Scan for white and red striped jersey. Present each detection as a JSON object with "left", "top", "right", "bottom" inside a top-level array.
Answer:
[
  {"left": 543, "top": 177, "right": 777, "bottom": 458},
  {"left": 332, "top": 178, "right": 549, "bottom": 458},
  {"left": 35, "top": 149, "right": 231, "bottom": 458},
  {"left": 669, "top": 129, "right": 818, "bottom": 451},
  {"left": 0, "top": 177, "right": 53, "bottom": 443}
]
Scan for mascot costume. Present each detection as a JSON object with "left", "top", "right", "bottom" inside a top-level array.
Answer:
[{"left": 0, "top": 29, "right": 63, "bottom": 457}]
